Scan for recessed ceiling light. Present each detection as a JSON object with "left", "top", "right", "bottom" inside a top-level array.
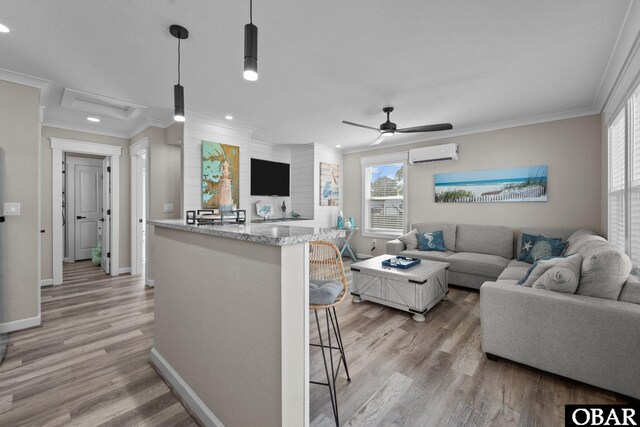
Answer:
[
  {"left": 0, "top": 23, "right": 10, "bottom": 33},
  {"left": 225, "top": 115, "right": 233, "bottom": 120},
  {"left": 86, "top": 116, "right": 101, "bottom": 122},
  {"left": 336, "top": 145, "right": 342, "bottom": 148}
]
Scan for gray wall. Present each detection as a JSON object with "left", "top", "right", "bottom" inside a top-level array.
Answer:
[
  {"left": 343, "top": 114, "right": 603, "bottom": 257},
  {"left": 40, "top": 127, "right": 131, "bottom": 280},
  {"left": 0, "top": 81, "right": 41, "bottom": 325}
]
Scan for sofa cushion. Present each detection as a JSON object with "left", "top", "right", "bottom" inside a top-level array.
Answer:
[
  {"left": 400, "top": 249, "right": 453, "bottom": 262},
  {"left": 576, "top": 240, "right": 632, "bottom": 300},
  {"left": 455, "top": 224, "right": 513, "bottom": 258},
  {"left": 532, "top": 254, "right": 583, "bottom": 294},
  {"left": 516, "top": 233, "right": 539, "bottom": 263},
  {"left": 516, "top": 227, "right": 576, "bottom": 258},
  {"left": 565, "top": 233, "right": 605, "bottom": 255},
  {"left": 620, "top": 275, "right": 640, "bottom": 305},
  {"left": 564, "top": 229, "right": 599, "bottom": 254},
  {"left": 530, "top": 235, "right": 567, "bottom": 262},
  {"left": 498, "top": 265, "right": 530, "bottom": 281},
  {"left": 446, "top": 252, "right": 509, "bottom": 279},
  {"left": 398, "top": 229, "right": 419, "bottom": 250},
  {"left": 411, "top": 222, "right": 457, "bottom": 251},
  {"left": 507, "top": 259, "right": 532, "bottom": 268},
  {"left": 417, "top": 230, "right": 447, "bottom": 251},
  {"left": 520, "top": 256, "right": 572, "bottom": 287}
]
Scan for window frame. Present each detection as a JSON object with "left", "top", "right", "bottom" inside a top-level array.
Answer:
[{"left": 360, "top": 152, "right": 409, "bottom": 239}]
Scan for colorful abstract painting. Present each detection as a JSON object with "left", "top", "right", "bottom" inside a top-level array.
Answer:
[
  {"left": 435, "top": 165, "right": 547, "bottom": 203},
  {"left": 202, "top": 141, "right": 240, "bottom": 210},
  {"left": 319, "top": 162, "right": 340, "bottom": 206}
]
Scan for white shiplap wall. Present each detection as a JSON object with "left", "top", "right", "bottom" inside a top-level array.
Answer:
[
  {"left": 250, "top": 140, "right": 291, "bottom": 220},
  {"left": 290, "top": 144, "right": 315, "bottom": 220},
  {"left": 183, "top": 115, "right": 254, "bottom": 213}
]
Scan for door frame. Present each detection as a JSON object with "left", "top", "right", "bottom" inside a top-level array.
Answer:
[
  {"left": 50, "top": 138, "right": 122, "bottom": 285},
  {"left": 129, "top": 137, "right": 149, "bottom": 277},
  {"left": 65, "top": 156, "right": 104, "bottom": 262}
]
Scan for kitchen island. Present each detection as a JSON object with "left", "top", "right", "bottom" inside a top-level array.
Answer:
[{"left": 148, "top": 219, "right": 344, "bottom": 427}]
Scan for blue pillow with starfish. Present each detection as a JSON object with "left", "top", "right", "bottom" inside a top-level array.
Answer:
[{"left": 517, "top": 233, "right": 539, "bottom": 263}]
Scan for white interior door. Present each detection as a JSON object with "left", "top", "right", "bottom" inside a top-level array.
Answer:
[
  {"left": 102, "top": 157, "right": 110, "bottom": 274},
  {"left": 73, "top": 163, "right": 102, "bottom": 260},
  {"left": 135, "top": 152, "right": 147, "bottom": 275}
]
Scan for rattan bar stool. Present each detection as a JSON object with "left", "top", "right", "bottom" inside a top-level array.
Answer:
[{"left": 309, "top": 241, "right": 351, "bottom": 427}]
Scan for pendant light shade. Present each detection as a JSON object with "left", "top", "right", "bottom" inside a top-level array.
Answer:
[
  {"left": 170, "top": 24, "right": 189, "bottom": 122},
  {"left": 244, "top": 0, "right": 258, "bottom": 81}
]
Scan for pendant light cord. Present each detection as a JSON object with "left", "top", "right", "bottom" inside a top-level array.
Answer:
[
  {"left": 250, "top": 0, "right": 253, "bottom": 24},
  {"left": 177, "top": 37, "right": 181, "bottom": 85}
]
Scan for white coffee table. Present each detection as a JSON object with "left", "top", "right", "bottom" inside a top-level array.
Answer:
[{"left": 350, "top": 255, "right": 449, "bottom": 322}]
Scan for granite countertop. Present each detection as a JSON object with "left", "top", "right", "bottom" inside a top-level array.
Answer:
[{"left": 148, "top": 219, "right": 345, "bottom": 246}]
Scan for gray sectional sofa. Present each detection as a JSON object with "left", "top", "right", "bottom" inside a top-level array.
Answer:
[{"left": 387, "top": 222, "right": 640, "bottom": 399}]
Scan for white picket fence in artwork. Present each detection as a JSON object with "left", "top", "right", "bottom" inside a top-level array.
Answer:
[{"left": 444, "top": 185, "right": 546, "bottom": 203}]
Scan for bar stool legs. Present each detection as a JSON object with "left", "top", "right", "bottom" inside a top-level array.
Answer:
[{"left": 310, "top": 308, "right": 350, "bottom": 426}]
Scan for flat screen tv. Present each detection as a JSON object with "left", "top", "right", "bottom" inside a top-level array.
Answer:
[{"left": 251, "top": 158, "right": 290, "bottom": 196}]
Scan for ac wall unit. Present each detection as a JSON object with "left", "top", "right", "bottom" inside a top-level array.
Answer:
[{"left": 409, "top": 143, "right": 458, "bottom": 165}]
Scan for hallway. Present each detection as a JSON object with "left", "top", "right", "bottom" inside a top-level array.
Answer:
[{"left": 0, "top": 262, "right": 196, "bottom": 426}]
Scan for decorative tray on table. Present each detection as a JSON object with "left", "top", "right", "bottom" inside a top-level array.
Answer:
[{"left": 382, "top": 256, "right": 421, "bottom": 269}]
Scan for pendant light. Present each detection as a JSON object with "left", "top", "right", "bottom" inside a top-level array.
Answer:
[
  {"left": 170, "top": 24, "right": 189, "bottom": 122},
  {"left": 244, "top": 0, "right": 258, "bottom": 81}
]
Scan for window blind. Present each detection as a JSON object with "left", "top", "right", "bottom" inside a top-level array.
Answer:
[
  {"left": 609, "top": 108, "right": 626, "bottom": 253},
  {"left": 363, "top": 162, "right": 405, "bottom": 233},
  {"left": 631, "top": 87, "right": 640, "bottom": 268}
]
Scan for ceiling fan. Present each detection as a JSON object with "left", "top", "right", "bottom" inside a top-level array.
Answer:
[{"left": 342, "top": 107, "right": 453, "bottom": 146}]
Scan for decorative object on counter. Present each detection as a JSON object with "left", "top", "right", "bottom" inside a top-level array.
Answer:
[
  {"left": 337, "top": 210, "right": 343, "bottom": 228},
  {"left": 319, "top": 162, "right": 340, "bottom": 206},
  {"left": 382, "top": 256, "right": 421, "bottom": 270},
  {"left": 194, "top": 209, "right": 246, "bottom": 225},
  {"left": 281, "top": 200, "right": 286, "bottom": 218},
  {"left": 255, "top": 199, "right": 273, "bottom": 219},
  {"left": 202, "top": 140, "right": 240, "bottom": 210},
  {"left": 435, "top": 165, "right": 548, "bottom": 203},
  {"left": 289, "top": 211, "right": 301, "bottom": 219},
  {"left": 186, "top": 210, "right": 196, "bottom": 224},
  {"left": 343, "top": 217, "right": 351, "bottom": 229},
  {"left": 349, "top": 216, "right": 355, "bottom": 229}
]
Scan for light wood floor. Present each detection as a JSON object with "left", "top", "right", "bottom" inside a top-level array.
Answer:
[
  {"left": 0, "top": 261, "right": 196, "bottom": 426},
  {"left": 309, "top": 265, "right": 625, "bottom": 427}
]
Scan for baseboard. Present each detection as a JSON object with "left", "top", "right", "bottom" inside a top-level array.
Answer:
[
  {"left": 149, "top": 348, "right": 224, "bottom": 427},
  {"left": 118, "top": 267, "right": 131, "bottom": 275},
  {"left": 356, "top": 253, "right": 374, "bottom": 260},
  {"left": 0, "top": 315, "right": 41, "bottom": 333},
  {"left": 40, "top": 278, "right": 53, "bottom": 287},
  {"left": 63, "top": 258, "right": 73, "bottom": 263},
  {"left": 146, "top": 279, "right": 155, "bottom": 287}
]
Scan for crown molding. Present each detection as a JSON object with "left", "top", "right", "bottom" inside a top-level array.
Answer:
[
  {"left": 342, "top": 107, "right": 599, "bottom": 155},
  {"left": 0, "top": 68, "right": 51, "bottom": 107},
  {"left": 42, "top": 119, "right": 130, "bottom": 139}
]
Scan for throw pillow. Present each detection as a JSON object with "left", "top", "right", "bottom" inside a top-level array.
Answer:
[
  {"left": 530, "top": 235, "right": 567, "bottom": 262},
  {"left": 532, "top": 254, "right": 583, "bottom": 293},
  {"left": 520, "top": 255, "right": 573, "bottom": 287},
  {"left": 417, "top": 230, "right": 447, "bottom": 252},
  {"left": 398, "top": 229, "right": 419, "bottom": 251},
  {"left": 517, "top": 233, "right": 539, "bottom": 263}
]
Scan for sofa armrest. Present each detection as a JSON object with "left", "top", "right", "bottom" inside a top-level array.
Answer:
[
  {"left": 480, "top": 281, "right": 640, "bottom": 399},
  {"left": 386, "top": 239, "right": 405, "bottom": 255}
]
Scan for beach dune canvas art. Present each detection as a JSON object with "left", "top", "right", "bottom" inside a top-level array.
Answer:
[
  {"left": 202, "top": 140, "right": 240, "bottom": 210},
  {"left": 320, "top": 162, "right": 340, "bottom": 206},
  {"left": 435, "top": 165, "right": 547, "bottom": 203}
]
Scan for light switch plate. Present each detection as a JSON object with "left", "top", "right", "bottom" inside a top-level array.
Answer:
[
  {"left": 3, "top": 203, "right": 21, "bottom": 216},
  {"left": 163, "top": 203, "right": 174, "bottom": 213}
]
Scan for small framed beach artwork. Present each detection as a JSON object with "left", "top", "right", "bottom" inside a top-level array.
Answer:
[
  {"left": 320, "top": 162, "right": 340, "bottom": 206},
  {"left": 434, "top": 165, "right": 547, "bottom": 203}
]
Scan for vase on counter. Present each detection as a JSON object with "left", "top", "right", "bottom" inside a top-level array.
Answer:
[
  {"left": 337, "top": 210, "right": 343, "bottom": 228},
  {"left": 344, "top": 217, "right": 351, "bottom": 229}
]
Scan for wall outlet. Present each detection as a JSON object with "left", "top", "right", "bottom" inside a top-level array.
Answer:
[
  {"left": 3, "top": 202, "right": 21, "bottom": 216},
  {"left": 163, "top": 203, "right": 174, "bottom": 213},
  {"left": 371, "top": 239, "right": 376, "bottom": 252}
]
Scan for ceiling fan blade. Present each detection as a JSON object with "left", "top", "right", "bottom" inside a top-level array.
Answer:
[
  {"left": 342, "top": 120, "right": 381, "bottom": 132},
  {"left": 369, "top": 134, "right": 386, "bottom": 146},
  {"left": 395, "top": 123, "right": 453, "bottom": 133}
]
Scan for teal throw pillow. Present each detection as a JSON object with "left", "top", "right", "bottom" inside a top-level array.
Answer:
[
  {"left": 517, "top": 233, "right": 539, "bottom": 263},
  {"left": 417, "top": 230, "right": 447, "bottom": 252},
  {"left": 531, "top": 235, "right": 567, "bottom": 262}
]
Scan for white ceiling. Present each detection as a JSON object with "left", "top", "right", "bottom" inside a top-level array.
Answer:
[{"left": 0, "top": 0, "right": 633, "bottom": 148}]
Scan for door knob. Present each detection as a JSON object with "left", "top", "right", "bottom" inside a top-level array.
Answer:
[{"left": 76, "top": 216, "right": 87, "bottom": 219}]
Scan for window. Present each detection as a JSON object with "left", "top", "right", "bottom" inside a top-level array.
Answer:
[
  {"left": 607, "top": 83, "right": 640, "bottom": 273},
  {"left": 361, "top": 153, "right": 408, "bottom": 238}
]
